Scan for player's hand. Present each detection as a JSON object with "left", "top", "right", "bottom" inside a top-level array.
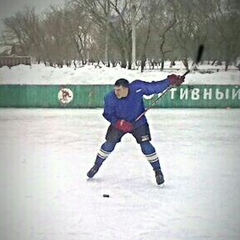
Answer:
[
  {"left": 168, "top": 74, "right": 185, "bottom": 87},
  {"left": 116, "top": 120, "right": 133, "bottom": 133}
]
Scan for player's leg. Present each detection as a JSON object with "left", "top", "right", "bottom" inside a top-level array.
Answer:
[
  {"left": 132, "top": 124, "right": 164, "bottom": 185},
  {"left": 87, "top": 125, "right": 125, "bottom": 178},
  {"left": 140, "top": 141, "right": 164, "bottom": 185}
]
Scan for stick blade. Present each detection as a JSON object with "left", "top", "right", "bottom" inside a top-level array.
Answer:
[{"left": 196, "top": 44, "right": 204, "bottom": 64}]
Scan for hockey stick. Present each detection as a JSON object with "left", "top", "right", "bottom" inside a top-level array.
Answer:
[
  {"left": 134, "top": 86, "right": 171, "bottom": 121},
  {"left": 134, "top": 45, "right": 204, "bottom": 122},
  {"left": 182, "top": 44, "right": 204, "bottom": 77}
]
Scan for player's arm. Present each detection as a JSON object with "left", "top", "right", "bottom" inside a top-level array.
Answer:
[
  {"left": 133, "top": 75, "right": 184, "bottom": 96},
  {"left": 102, "top": 96, "right": 118, "bottom": 125}
]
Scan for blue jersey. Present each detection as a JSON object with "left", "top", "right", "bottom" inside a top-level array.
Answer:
[{"left": 103, "top": 79, "right": 170, "bottom": 127}]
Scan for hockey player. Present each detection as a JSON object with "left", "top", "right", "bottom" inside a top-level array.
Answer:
[{"left": 87, "top": 74, "right": 185, "bottom": 185}]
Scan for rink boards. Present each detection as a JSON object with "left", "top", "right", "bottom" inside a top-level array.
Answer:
[{"left": 0, "top": 85, "right": 239, "bottom": 108}]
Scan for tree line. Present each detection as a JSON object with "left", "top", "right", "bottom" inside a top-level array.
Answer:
[{"left": 0, "top": 0, "right": 239, "bottom": 71}]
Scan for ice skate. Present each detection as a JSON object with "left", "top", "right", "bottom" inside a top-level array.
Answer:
[
  {"left": 87, "top": 164, "right": 100, "bottom": 178},
  {"left": 154, "top": 169, "right": 164, "bottom": 185}
]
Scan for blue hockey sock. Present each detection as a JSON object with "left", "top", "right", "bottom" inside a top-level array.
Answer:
[
  {"left": 95, "top": 141, "right": 116, "bottom": 166},
  {"left": 140, "top": 141, "right": 161, "bottom": 170}
]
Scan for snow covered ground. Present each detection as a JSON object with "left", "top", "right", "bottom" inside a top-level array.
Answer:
[
  {"left": 0, "top": 108, "right": 240, "bottom": 240},
  {"left": 0, "top": 62, "right": 239, "bottom": 85}
]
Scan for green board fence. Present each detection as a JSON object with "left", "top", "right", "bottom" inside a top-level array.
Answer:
[{"left": 0, "top": 85, "right": 239, "bottom": 108}]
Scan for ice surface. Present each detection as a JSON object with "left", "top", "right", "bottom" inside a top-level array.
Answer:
[{"left": 0, "top": 109, "right": 240, "bottom": 240}]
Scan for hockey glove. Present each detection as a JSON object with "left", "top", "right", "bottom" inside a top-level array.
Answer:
[
  {"left": 116, "top": 120, "right": 133, "bottom": 133},
  {"left": 168, "top": 74, "right": 185, "bottom": 87}
]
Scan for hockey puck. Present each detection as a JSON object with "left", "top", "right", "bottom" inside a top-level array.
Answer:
[{"left": 103, "top": 194, "right": 110, "bottom": 198}]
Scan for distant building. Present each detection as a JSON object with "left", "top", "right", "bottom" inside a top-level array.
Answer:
[{"left": 0, "top": 45, "right": 31, "bottom": 68}]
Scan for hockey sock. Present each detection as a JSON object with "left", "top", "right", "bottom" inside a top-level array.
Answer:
[
  {"left": 140, "top": 141, "right": 161, "bottom": 170},
  {"left": 95, "top": 141, "right": 116, "bottom": 166}
]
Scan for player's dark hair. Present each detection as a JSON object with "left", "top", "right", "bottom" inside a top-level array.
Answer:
[{"left": 114, "top": 78, "right": 129, "bottom": 88}]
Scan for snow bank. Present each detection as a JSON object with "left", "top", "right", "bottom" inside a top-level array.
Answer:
[{"left": 0, "top": 63, "right": 239, "bottom": 85}]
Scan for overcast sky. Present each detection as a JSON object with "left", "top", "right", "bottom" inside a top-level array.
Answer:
[{"left": 0, "top": 0, "right": 66, "bottom": 33}]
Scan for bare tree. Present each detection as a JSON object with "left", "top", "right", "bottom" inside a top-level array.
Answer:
[
  {"left": 169, "top": 0, "right": 209, "bottom": 70},
  {"left": 1, "top": 6, "right": 40, "bottom": 56},
  {"left": 75, "top": 0, "right": 146, "bottom": 69},
  {"left": 198, "top": 0, "right": 240, "bottom": 70},
  {"left": 149, "top": 0, "right": 177, "bottom": 70},
  {"left": 64, "top": 2, "right": 97, "bottom": 65},
  {"left": 136, "top": 0, "right": 163, "bottom": 72},
  {"left": 1, "top": 0, "right": 239, "bottom": 70}
]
